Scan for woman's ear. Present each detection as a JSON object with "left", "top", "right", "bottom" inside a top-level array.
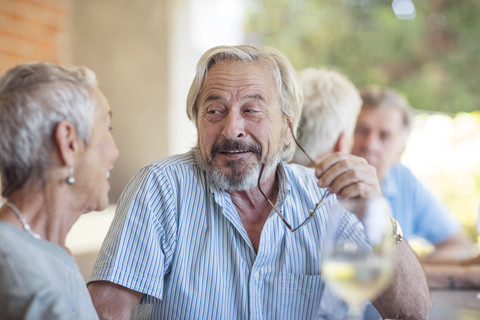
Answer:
[{"left": 53, "top": 121, "right": 79, "bottom": 166}]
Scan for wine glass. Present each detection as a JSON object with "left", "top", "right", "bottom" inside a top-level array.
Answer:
[{"left": 321, "top": 197, "right": 396, "bottom": 320}]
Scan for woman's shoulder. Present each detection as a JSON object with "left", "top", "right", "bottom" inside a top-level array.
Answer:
[
  {"left": 0, "top": 223, "right": 31, "bottom": 251},
  {"left": 0, "top": 224, "right": 45, "bottom": 287},
  {"left": 0, "top": 223, "right": 73, "bottom": 267}
]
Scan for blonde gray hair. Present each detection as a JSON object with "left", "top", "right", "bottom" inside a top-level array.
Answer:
[
  {"left": 186, "top": 45, "right": 303, "bottom": 161},
  {"left": 360, "top": 86, "right": 413, "bottom": 134},
  {"left": 292, "top": 67, "right": 362, "bottom": 165}
]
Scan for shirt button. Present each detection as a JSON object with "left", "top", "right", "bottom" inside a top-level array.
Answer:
[{"left": 253, "top": 271, "right": 260, "bottom": 280}]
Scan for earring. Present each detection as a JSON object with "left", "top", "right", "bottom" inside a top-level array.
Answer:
[{"left": 66, "top": 167, "right": 75, "bottom": 185}]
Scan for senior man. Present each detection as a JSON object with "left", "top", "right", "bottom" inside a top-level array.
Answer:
[{"left": 88, "top": 45, "right": 431, "bottom": 319}]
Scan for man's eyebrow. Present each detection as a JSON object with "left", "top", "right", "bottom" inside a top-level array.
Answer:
[
  {"left": 244, "top": 94, "right": 265, "bottom": 101},
  {"left": 204, "top": 95, "right": 222, "bottom": 102},
  {"left": 204, "top": 94, "right": 265, "bottom": 102}
]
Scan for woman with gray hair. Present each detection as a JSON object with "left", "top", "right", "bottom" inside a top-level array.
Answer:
[{"left": 0, "top": 62, "right": 119, "bottom": 319}]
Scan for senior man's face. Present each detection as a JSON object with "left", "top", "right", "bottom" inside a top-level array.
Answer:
[{"left": 196, "top": 60, "right": 289, "bottom": 191}]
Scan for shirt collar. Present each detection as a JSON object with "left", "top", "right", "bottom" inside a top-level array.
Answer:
[{"left": 274, "top": 162, "right": 290, "bottom": 207}]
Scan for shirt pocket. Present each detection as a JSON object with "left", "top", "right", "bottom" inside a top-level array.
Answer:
[{"left": 265, "top": 273, "right": 326, "bottom": 320}]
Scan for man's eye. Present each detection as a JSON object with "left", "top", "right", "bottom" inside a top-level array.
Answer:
[
  {"left": 205, "top": 108, "right": 224, "bottom": 122},
  {"left": 243, "top": 105, "right": 261, "bottom": 114},
  {"left": 207, "top": 109, "right": 218, "bottom": 114},
  {"left": 355, "top": 127, "right": 367, "bottom": 135}
]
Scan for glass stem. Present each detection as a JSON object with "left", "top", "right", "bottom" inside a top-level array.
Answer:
[{"left": 347, "top": 302, "right": 366, "bottom": 320}]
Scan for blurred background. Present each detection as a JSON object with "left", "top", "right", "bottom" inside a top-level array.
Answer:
[{"left": 1, "top": 0, "right": 479, "bottom": 277}]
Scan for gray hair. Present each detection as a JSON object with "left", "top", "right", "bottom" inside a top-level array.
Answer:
[
  {"left": 0, "top": 62, "right": 99, "bottom": 197},
  {"left": 292, "top": 68, "right": 362, "bottom": 165},
  {"left": 360, "top": 86, "right": 414, "bottom": 138},
  {"left": 186, "top": 45, "right": 303, "bottom": 161}
]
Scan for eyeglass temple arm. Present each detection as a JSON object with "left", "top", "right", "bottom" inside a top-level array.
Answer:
[
  {"left": 257, "top": 163, "right": 295, "bottom": 231},
  {"left": 288, "top": 120, "right": 331, "bottom": 200},
  {"left": 288, "top": 120, "right": 316, "bottom": 167},
  {"left": 257, "top": 164, "right": 277, "bottom": 209}
]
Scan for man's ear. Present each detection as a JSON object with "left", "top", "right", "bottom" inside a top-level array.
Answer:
[
  {"left": 334, "top": 131, "right": 351, "bottom": 153},
  {"left": 284, "top": 118, "right": 293, "bottom": 146},
  {"left": 53, "top": 121, "right": 79, "bottom": 166}
]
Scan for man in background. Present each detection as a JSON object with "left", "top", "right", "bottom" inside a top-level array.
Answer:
[
  {"left": 292, "top": 67, "right": 369, "bottom": 319},
  {"left": 292, "top": 67, "right": 363, "bottom": 163},
  {"left": 293, "top": 68, "right": 477, "bottom": 296},
  {"left": 291, "top": 67, "right": 379, "bottom": 199},
  {"left": 351, "top": 86, "right": 475, "bottom": 262}
]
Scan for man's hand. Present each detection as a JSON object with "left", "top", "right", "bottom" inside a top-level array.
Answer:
[{"left": 315, "top": 152, "right": 381, "bottom": 199}]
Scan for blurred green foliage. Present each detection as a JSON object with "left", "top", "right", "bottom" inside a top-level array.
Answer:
[
  {"left": 247, "top": 1, "right": 480, "bottom": 240},
  {"left": 246, "top": 0, "right": 480, "bottom": 113}
]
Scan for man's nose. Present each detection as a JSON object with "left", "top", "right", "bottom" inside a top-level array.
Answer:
[
  {"left": 222, "top": 111, "right": 245, "bottom": 140},
  {"left": 363, "top": 132, "right": 381, "bottom": 151}
]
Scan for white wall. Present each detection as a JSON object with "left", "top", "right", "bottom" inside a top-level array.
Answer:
[
  {"left": 168, "top": 0, "right": 248, "bottom": 155},
  {"left": 71, "top": 0, "right": 247, "bottom": 202},
  {"left": 71, "top": 0, "right": 170, "bottom": 201},
  {"left": 68, "top": 0, "right": 248, "bottom": 277}
]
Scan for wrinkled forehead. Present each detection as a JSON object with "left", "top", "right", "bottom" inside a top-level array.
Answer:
[
  {"left": 206, "top": 60, "right": 276, "bottom": 88},
  {"left": 360, "top": 106, "right": 406, "bottom": 135},
  {"left": 207, "top": 56, "right": 281, "bottom": 90},
  {"left": 364, "top": 99, "right": 410, "bottom": 129}
]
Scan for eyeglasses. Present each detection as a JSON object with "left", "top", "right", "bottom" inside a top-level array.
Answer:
[{"left": 257, "top": 123, "right": 330, "bottom": 232}]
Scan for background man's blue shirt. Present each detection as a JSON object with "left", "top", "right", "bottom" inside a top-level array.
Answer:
[{"left": 382, "top": 163, "right": 460, "bottom": 244}]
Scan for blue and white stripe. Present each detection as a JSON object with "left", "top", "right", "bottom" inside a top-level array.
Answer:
[{"left": 90, "top": 151, "right": 363, "bottom": 319}]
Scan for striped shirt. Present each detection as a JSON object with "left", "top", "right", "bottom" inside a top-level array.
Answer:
[{"left": 89, "top": 151, "right": 362, "bottom": 319}]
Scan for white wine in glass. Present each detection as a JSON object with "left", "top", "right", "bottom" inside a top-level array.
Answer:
[{"left": 322, "top": 197, "right": 396, "bottom": 319}]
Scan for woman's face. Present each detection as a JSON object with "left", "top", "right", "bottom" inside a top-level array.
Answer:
[{"left": 74, "top": 88, "right": 119, "bottom": 212}]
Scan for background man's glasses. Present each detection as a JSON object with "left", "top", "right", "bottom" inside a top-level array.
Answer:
[{"left": 257, "top": 122, "right": 330, "bottom": 232}]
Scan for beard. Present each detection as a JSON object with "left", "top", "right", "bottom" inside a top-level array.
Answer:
[{"left": 194, "top": 140, "right": 282, "bottom": 192}]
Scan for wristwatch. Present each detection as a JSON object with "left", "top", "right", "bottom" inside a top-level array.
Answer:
[{"left": 391, "top": 217, "right": 403, "bottom": 244}]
